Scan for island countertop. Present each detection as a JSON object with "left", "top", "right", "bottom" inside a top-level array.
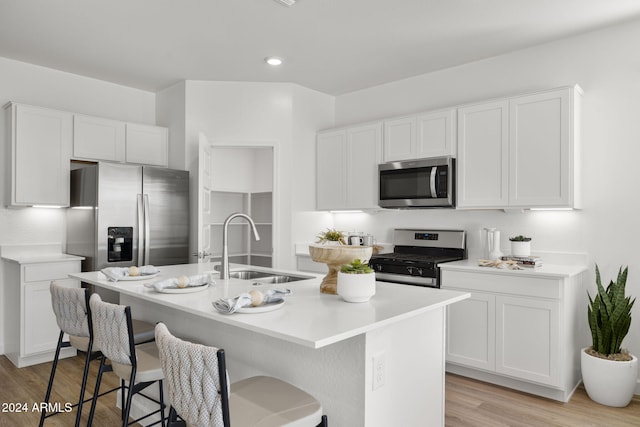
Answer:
[{"left": 70, "top": 262, "right": 469, "bottom": 349}]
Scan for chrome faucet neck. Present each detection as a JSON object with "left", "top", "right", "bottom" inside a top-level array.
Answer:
[{"left": 220, "top": 213, "right": 261, "bottom": 280}]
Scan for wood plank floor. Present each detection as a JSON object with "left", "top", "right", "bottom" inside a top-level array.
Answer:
[{"left": 1, "top": 354, "right": 639, "bottom": 426}]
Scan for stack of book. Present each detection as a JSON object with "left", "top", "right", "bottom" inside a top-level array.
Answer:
[{"left": 501, "top": 255, "right": 543, "bottom": 268}]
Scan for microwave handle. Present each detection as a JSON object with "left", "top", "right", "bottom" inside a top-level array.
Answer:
[{"left": 430, "top": 167, "right": 437, "bottom": 198}]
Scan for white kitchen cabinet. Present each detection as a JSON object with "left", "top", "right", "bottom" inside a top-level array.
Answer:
[
  {"left": 317, "top": 122, "right": 382, "bottom": 210},
  {"left": 383, "top": 108, "right": 456, "bottom": 162},
  {"left": 5, "top": 103, "right": 72, "bottom": 207},
  {"left": 73, "top": 113, "right": 126, "bottom": 162},
  {"left": 457, "top": 100, "right": 509, "bottom": 208},
  {"left": 446, "top": 291, "right": 495, "bottom": 371},
  {"left": 440, "top": 264, "right": 586, "bottom": 402},
  {"left": 383, "top": 116, "right": 416, "bottom": 162},
  {"left": 509, "top": 88, "right": 579, "bottom": 208},
  {"left": 495, "top": 295, "right": 560, "bottom": 386},
  {"left": 125, "top": 123, "right": 169, "bottom": 167},
  {"left": 457, "top": 86, "right": 581, "bottom": 209},
  {"left": 2, "top": 256, "right": 82, "bottom": 368}
]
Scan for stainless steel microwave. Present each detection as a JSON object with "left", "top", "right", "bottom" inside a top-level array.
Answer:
[{"left": 378, "top": 156, "right": 455, "bottom": 208}]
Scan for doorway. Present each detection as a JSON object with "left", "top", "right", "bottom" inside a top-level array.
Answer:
[{"left": 202, "top": 146, "right": 274, "bottom": 267}]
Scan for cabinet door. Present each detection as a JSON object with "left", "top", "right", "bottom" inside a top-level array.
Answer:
[
  {"left": 346, "top": 123, "right": 382, "bottom": 209},
  {"left": 457, "top": 101, "right": 509, "bottom": 208},
  {"left": 125, "top": 123, "right": 169, "bottom": 167},
  {"left": 509, "top": 88, "right": 573, "bottom": 207},
  {"left": 317, "top": 130, "right": 347, "bottom": 210},
  {"left": 23, "top": 279, "right": 80, "bottom": 355},
  {"left": 495, "top": 296, "right": 560, "bottom": 386},
  {"left": 446, "top": 291, "right": 496, "bottom": 371},
  {"left": 383, "top": 116, "right": 416, "bottom": 162},
  {"left": 9, "top": 104, "right": 72, "bottom": 206},
  {"left": 73, "top": 114, "right": 125, "bottom": 162},
  {"left": 416, "top": 108, "right": 456, "bottom": 158}
]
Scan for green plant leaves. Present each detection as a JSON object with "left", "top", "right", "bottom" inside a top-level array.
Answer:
[
  {"left": 588, "top": 265, "right": 635, "bottom": 355},
  {"left": 340, "top": 258, "right": 374, "bottom": 274}
]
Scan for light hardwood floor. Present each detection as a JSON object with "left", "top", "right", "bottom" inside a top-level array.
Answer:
[{"left": 1, "top": 354, "right": 639, "bottom": 426}]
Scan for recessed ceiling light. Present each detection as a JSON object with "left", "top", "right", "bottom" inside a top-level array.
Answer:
[
  {"left": 273, "top": 0, "right": 296, "bottom": 6},
  {"left": 265, "top": 57, "right": 283, "bottom": 66}
]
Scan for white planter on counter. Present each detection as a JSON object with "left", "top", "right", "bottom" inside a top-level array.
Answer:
[
  {"left": 510, "top": 241, "right": 531, "bottom": 257},
  {"left": 337, "top": 271, "right": 376, "bottom": 302}
]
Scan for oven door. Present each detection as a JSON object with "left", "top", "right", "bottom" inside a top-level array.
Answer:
[{"left": 378, "top": 157, "right": 454, "bottom": 208}]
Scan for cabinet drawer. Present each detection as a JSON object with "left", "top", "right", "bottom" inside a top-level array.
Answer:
[
  {"left": 441, "top": 270, "right": 561, "bottom": 299},
  {"left": 23, "top": 261, "right": 81, "bottom": 282}
]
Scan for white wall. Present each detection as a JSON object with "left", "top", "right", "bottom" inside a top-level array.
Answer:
[
  {"left": 332, "top": 19, "right": 640, "bottom": 380},
  {"left": 166, "top": 81, "right": 334, "bottom": 269},
  {"left": 0, "top": 56, "right": 156, "bottom": 354}
]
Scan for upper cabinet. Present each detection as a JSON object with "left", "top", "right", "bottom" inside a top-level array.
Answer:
[
  {"left": 383, "top": 108, "right": 456, "bottom": 162},
  {"left": 317, "top": 122, "right": 382, "bottom": 210},
  {"left": 73, "top": 114, "right": 168, "bottom": 167},
  {"left": 73, "top": 114, "right": 126, "bottom": 162},
  {"left": 457, "top": 100, "right": 509, "bottom": 208},
  {"left": 5, "top": 103, "right": 72, "bottom": 207},
  {"left": 457, "top": 86, "right": 582, "bottom": 209},
  {"left": 125, "top": 123, "right": 168, "bottom": 167}
]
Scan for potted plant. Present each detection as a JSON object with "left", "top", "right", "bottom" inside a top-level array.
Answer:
[
  {"left": 509, "top": 235, "right": 532, "bottom": 257},
  {"left": 337, "top": 259, "right": 376, "bottom": 303},
  {"left": 315, "top": 228, "right": 346, "bottom": 245},
  {"left": 581, "top": 265, "right": 637, "bottom": 407}
]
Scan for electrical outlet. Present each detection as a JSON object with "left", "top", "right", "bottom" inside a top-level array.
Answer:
[{"left": 372, "top": 352, "right": 385, "bottom": 390}]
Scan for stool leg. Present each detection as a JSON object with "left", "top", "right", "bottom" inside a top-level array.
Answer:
[
  {"left": 159, "top": 380, "right": 166, "bottom": 427},
  {"left": 121, "top": 369, "right": 137, "bottom": 427},
  {"left": 87, "top": 356, "right": 107, "bottom": 426},
  {"left": 74, "top": 341, "right": 93, "bottom": 427},
  {"left": 39, "top": 331, "right": 64, "bottom": 427}
]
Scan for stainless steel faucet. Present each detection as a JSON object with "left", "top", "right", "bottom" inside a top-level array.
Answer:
[{"left": 220, "top": 212, "right": 261, "bottom": 280}]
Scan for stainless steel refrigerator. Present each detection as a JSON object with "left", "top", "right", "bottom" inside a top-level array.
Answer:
[{"left": 67, "top": 162, "right": 189, "bottom": 299}]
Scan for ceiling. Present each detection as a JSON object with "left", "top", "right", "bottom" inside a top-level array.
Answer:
[{"left": 1, "top": 0, "right": 640, "bottom": 96}]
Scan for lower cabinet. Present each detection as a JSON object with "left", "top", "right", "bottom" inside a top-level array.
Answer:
[
  {"left": 3, "top": 258, "right": 81, "bottom": 368},
  {"left": 441, "top": 267, "right": 585, "bottom": 402}
]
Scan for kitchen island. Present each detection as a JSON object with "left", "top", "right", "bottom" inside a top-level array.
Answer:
[{"left": 70, "top": 263, "right": 469, "bottom": 426}]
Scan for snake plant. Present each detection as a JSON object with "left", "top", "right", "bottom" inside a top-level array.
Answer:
[{"left": 588, "top": 265, "right": 635, "bottom": 356}]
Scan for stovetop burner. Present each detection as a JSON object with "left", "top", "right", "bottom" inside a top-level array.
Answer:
[{"left": 369, "top": 229, "right": 466, "bottom": 288}]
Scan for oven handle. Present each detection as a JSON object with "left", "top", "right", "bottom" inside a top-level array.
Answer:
[{"left": 375, "top": 272, "right": 438, "bottom": 287}]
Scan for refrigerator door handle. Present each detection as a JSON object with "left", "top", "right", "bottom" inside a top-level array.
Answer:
[
  {"left": 137, "top": 194, "right": 145, "bottom": 265},
  {"left": 143, "top": 194, "right": 151, "bottom": 265}
]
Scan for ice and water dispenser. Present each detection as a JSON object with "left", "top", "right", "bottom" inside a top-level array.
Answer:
[{"left": 107, "top": 227, "right": 133, "bottom": 263}]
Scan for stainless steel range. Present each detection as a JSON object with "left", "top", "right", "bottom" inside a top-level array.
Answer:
[{"left": 369, "top": 229, "right": 466, "bottom": 288}]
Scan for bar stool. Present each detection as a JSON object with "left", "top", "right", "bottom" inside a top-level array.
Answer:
[
  {"left": 87, "top": 293, "right": 166, "bottom": 427},
  {"left": 40, "top": 281, "right": 156, "bottom": 427},
  {"left": 155, "top": 322, "right": 328, "bottom": 427}
]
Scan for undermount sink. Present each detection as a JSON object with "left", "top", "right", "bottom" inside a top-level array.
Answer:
[
  {"left": 213, "top": 266, "right": 314, "bottom": 283},
  {"left": 228, "top": 270, "right": 273, "bottom": 280},
  {"left": 252, "top": 274, "right": 314, "bottom": 284}
]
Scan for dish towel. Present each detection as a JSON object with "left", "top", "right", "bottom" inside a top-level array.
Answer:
[
  {"left": 101, "top": 265, "right": 160, "bottom": 281},
  {"left": 145, "top": 273, "right": 215, "bottom": 291},
  {"left": 213, "top": 289, "right": 291, "bottom": 314}
]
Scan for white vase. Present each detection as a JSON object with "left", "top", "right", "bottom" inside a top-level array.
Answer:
[
  {"left": 581, "top": 348, "right": 638, "bottom": 407},
  {"left": 510, "top": 241, "right": 531, "bottom": 257},
  {"left": 337, "top": 272, "right": 376, "bottom": 303}
]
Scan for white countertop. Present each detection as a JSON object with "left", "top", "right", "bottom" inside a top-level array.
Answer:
[
  {"left": 0, "top": 243, "right": 84, "bottom": 264},
  {"left": 439, "top": 259, "right": 587, "bottom": 278},
  {"left": 70, "top": 262, "right": 469, "bottom": 349}
]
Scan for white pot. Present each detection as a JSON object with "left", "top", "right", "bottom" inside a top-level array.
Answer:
[
  {"left": 581, "top": 348, "right": 638, "bottom": 407},
  {"left": 510, "top": 241, "right": 531, "bottom": 257},
  {"left": 337, "top": 272, "right": 376, "bottom": 303}
]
